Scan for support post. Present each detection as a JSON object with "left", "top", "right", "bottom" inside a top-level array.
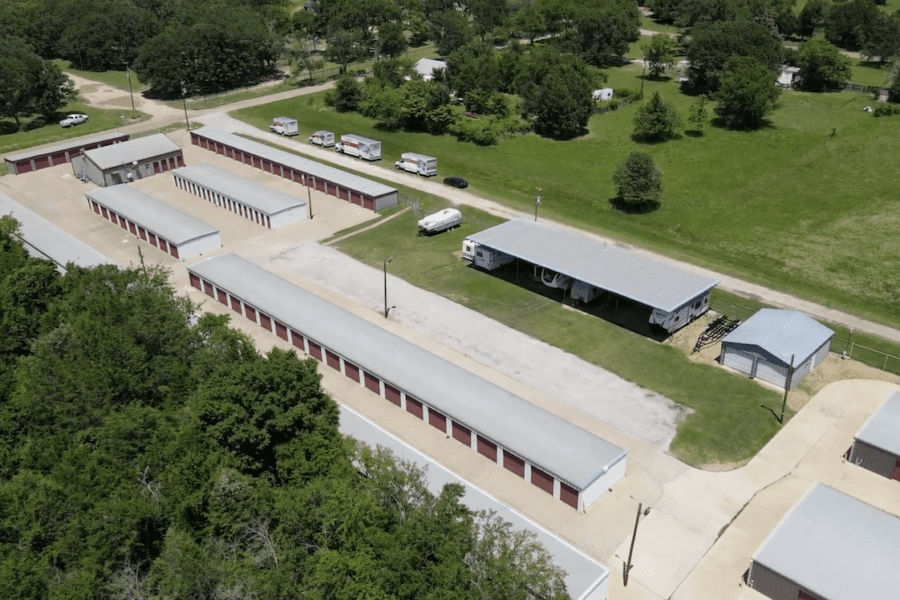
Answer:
[
  {"left": 624, "top": 502, "right": 644, "bottom": 586},
  {"left": 126, "top": 68, "right": 136, "bottom": 116},
  {"left": 383, "top": 258, "right": 393, "bottom": 318},
  {"left": 779, "top": 354, "right": 794, "bottom": 423}
]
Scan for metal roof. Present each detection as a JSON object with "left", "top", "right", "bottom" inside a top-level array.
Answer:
[
  {"left": 855, "top": 390, "right": 900, "bottom": 457},
  {"left": 84, "top": 134, "right": 181, "bottom": 170},
  {"left": 173, "top": 164, "right": 306, "bottom": 216},
  {"left": 752, "top": 483, "right": 900, "bottom": 600},
  {"left": 412, "top": 58, "right": 447, "bottom": 79},
  {"left": 0, "top": 193, "right": 114, "bottom": 269},
  {"left": 401, "top": 152, "right": 436, "bottom": 161},
  {"left": 86, "top": 185, "right": 218, "bottom": 245},
  {"left": 722, "top": 309, "right": 834, "bottom": 364},
  {"left": 341, "top": 133, "right": 380, "bottom": 145},
  {"left": 5, "top": 131, "right": 128, "bottom": 163},
  {"left": 188, "top": 253, "right": 627, "bottom": 490},
  {"left": 466, "top": 218, "right": 719, "bottom": 313},
  {"left": 193, "top": 127, "right": 396, "bottom": 198}
]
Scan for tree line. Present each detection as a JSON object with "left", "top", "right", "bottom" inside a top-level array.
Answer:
[{"left": 0, "top": 216, "right": 570, "bottom": 600}]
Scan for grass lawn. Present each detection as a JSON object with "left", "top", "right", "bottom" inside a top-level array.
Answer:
[
  {"left": 640, "top": 15, "right": 681, "bottom": 35},
  {"left": 233, "top": 66, "right": 900, "bottom": 332},
  {"left": 850, "top": 61, "right": 892, "bottom": 87},
  {"left": 53, "top": 59, "right": 149, "bottom": 92}
]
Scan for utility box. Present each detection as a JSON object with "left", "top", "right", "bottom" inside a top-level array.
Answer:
[
  {"left": 308, "top": 130, "right": 335, "bottom": 147},
  {"left": 396, "top": 152, "right": 438, "bottom": 176},
  {"left": 269, "top": 117, "right": 299, "bottom": 136},
  {"left": 335, "top": 134, "right": 381, "bottom": 161},
  {"left": 418, "top": 208, "right": 461, "bottom": 235}
]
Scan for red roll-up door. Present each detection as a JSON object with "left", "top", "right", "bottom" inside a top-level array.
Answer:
[
  {"left": 217, "top": 143, "right": 225, "bottom": 155},
  {"left": 428, "top": 409, "right": 446, "bottom": 432},
  {"left": 892, "top": 457, "right": 900, "bottom": 481},
  {"left": 15, "top": 160, "right": 32, "bottom": 173},
  {"left": 50, "top": 152, "right": 67, "bottom": 165},
  {"left": 259, "top": 314, "right": 272, "bottom": 331},
  {"left": 339, "top": 187, "right": 349, "bottom": 200},
  {"left": 253, "top": 156, "right": 261, "bottom": 168},
  {"left": 350, "top": 191, "right": 362, "bottom": 205},
  {"left": 230, "top": 296, "right": 242, "bottom": 313},
  {"left": 531, "top": 467, "right": 554, "bottom": 495},
  {"left": 325, "top": 350, "right": 340, "bottom": 371},
  {"left": 191, "top": 134, "right": 200, "bottom": 146},
  {"left": 344, "top": 362, "right": 360, "bottom": 383},
  {"left": 275, "top": 321, "right": 288, "bottom": 341},
  {"left": 203, "top": 281, "right": 214, "bottom": 297},
  {"left": 282, "top": 167, "right": 293, "bottom": 180},
  {"left": 138, "top": 227, "right": 147, "bottom": 240},
  {"left": 308, "top": 340, "right": 322, "bottom": 361},
  {"left": 153, "top": 161, "right": 161, "bottom": 174},
  {"left": 363, "top": 197, "right": 375, "bottom": 211},
  {"left": 452, "top": 422, "right": 471, "bottom": 446},
  {"left": 798, "top": 591, "right": 817, "bottom": 600},
  {"left": 477, "top": 437, "right": 497, "bottom": 462},
  {"left": 316, "top": 179, "right": 325, "bottom": 192},
  {"left": 108, "top": 213, "right": 118, "bottom": 225},
  {"left": 160, "top": 239, "right": 170, "bottom": 253},
  {"left": 34, "top": 156, "right": 50, "bottom": 170},
  {"left": 170, "top": 245, "right": 179, "bottom": 259},
  {"left": 560, "top": 483, "right": 579, "bottom": 509},
  {"left": 503, "top": 451, "right": 525, "bottom": 478},
  {"left": 91, "top": 201, "right": 100, "bottom": 213},
  {"left": 129, "top": 222, "right": 137, "bottom": 234},
  {"left": 406, "top": 396, "right": 423, "bottom": 419},
  {"left": 364, "top": 372, "right": 380, "bottom": 393},
  {"left": 148, "top": 233, "right": 158, "bottom": 247},
  {"left": 384, "top": 383, "right": 401, "bottom": 406},
  {"left": 189, "top": 274, "right": 201, "bottom": 289},
  {"left": 217, "top": 289, "right": 227, "bottom": 304},
  {"left": 120, "top": 218, "right": 128, "bottom": 230},
  {"left": 245, "top": 306, "right": 257, "bottom": 322},
  {"left": 291, "top": 331, "right": 304, "bottom": 351},
  {"left": 101, "top": 207, "right": 109, "bottom": 218}
]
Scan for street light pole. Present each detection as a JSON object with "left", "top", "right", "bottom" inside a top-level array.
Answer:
[
  {"left": 181, "top": 80, "right": 190, "bottom": 130},
  {"left": 383, "top": 258, "right": 393, "bottom": 318},
  {"left": 534, "top": 187, "right": 542, "bottom": 222},
  {"left": 779, "top": 354, "right": 795, "bottom": 423},
  {"left": 126, "top": 67, "right": 136, "bottom": 116},
  {"left": 624, "top": 503, "right": 650, "bottom": 586}
]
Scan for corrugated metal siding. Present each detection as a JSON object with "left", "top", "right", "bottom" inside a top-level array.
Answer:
[
  {"left": 757, "top": 360, "right": 789, "bottom": 388},
  {"left": 850, "top": 439, "right": 898, "bottom": 478},
  {"left": 749, "top": 561, "right": 826, "bottom": 600},
  {"left": 723, "top": 346, "right": 754, "bottom": 375}
]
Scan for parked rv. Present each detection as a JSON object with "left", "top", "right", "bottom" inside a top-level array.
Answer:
[
  {"left": 461, "top": 240, "right": 514, "bottom": 270},
  {"left": 335, "top": 134, "right": 381, "bottom": 161},
  {"left": 395, "top": 153, "right": 437, "bottom": 177},
  {"left": 418, "top": 208, "right": 461, "bottom": 235},
  {"left": 269, "top": 117, "right": 299, "bottom": 136},
  {"left": 308, "top": 130, "right": 335, "bottom": 147}
]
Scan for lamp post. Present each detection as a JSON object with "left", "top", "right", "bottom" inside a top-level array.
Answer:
[
  {"left": 383, "top": 258, "right": 395, "bottom": 318},
  {"left": 623, "top": 502, "right": 651, "bottom": 586},
  {"left": 126, "top": 67, "right": 136, "bottom": 117},
  {"left": 534, "top": 187, "right": 542, "bottom": 222},
  {"left": 181, "top": 80, "right": 190, "bottom": 130}
]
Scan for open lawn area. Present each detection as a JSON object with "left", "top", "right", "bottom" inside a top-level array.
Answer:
[{"left": 53, "top": 59, "right": 149, "bottom": 92}]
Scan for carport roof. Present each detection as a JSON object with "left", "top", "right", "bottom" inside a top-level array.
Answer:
[
  {"left": 84, "top": 134, "right": 181, "bottom": 170},
  {"left": 192, "top": 127, "right": 397, "bottom": 199},
  {"left": 86, "top": 185, "right": 218, "bottom": 245},
  {"left": 855, "top": 390, "right": 900, "bottom": 457},
  {"left": 5, "top": 131, "right": 128, "bottom": 163},
  {"left": 752, "top": 483, "right": 900, "bottom": 600},
  {"left": 465, "top": 217, "right": 719, "bottom": 312},
  {"left": 188, "top": 253, "right": 627, "bottom": 490},
  {"left": 173, "top": 164, "right": 305, "bottom": 216},
  {"left": 722, "top": 309, "right": 833, "bottom": 365}
]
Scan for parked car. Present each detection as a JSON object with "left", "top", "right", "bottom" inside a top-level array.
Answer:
[
  {"left": 59, "top": 114, "right": 88, "bottom": 127},
  {"left": 443, "top": 176, "right": 468, "bottom": 189}
]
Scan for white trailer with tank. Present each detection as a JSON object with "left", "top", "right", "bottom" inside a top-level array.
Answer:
[
  {"left": 461, "top": 240, "right": 514, "bottom": 270},
  {"left": 418, "top": 208, "right": 461, "bottom": 235}
]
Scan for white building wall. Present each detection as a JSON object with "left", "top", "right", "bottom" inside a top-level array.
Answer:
[
  {"left": 581, "top": 454, "right": 627, "bottom": 510},
  {"left": 178, "top": 232, "right": 221, "bottom": 260},
  {"left": 578, "top": 572, "right": 609, "bottom": 600},
  {"left": 270, "top": 206, "right": 307, "bottom": 229}
]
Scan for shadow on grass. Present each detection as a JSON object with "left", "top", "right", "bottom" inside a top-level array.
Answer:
[
  {"left": 684, "top": 129, "right": 704, "bottom": 137},
  {"left": 608, "top": 197, "right": 661, "bottom": 214},
  {"left": 759, "top": 403, "right": 783, "bottom": 424},
  {"left": 0, "top": 121, "right": 19, "bottom": 136}
]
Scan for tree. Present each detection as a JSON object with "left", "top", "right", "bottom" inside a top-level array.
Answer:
[
  {"left": 0, "top": 37, "right": 75, "bottom": 129},
  {"left": 511, "top": 4, "right": 546, "bottom": 44},
  {"left": 613, "top": 152, "right": 662, "bottom": 207},
  {"left": 333, "top": 74, "right": 362, "bottom": 112},
  {"left": 644, "top": 34, "right": 678, "bottom": 79},
  {"left": 633, "top": 92, "right": 682, "bottom": 141},
  {"left": 466, "top": 0, "right": 509, "bottom": 41},
  {"left": 714, "top": 56, "right": 782, "bottom": 129},
  {"left": 520, "top": 50, "right": 595, "bottom": 139},
  {"left": 430, "top": 9, "right": 474, "bottom": 56},
  {"left": 566, "top": 0, "right": 641, "bottom": 66},
  {"left": 397, "top": 79, "right": 456, "bottom": 133},
  {"left": 686, "top": 20, "right": 784, "bottom": 92},
  {"left": 859, "top": 12, "right": 900, "bottom": 64},
  {"left": 447, "top": 41, "right": 500, "bottom": 98},
  {"left": 824, "top": 0, "right": 881, "bottom": 50},
  {"left": 797, "top": 0, "right": 829, "bottom": 38},
  {"left": 377, "top": 21, "right": 408, "bottom": 58},
  {"left": 796, "top": 38, "right": 852, "bottom": 91},
  {"left": 888, "top": 59, "right": 900, "bottom": 102},
  {"left": 325, "top": 29, "right": 362, "bottom": 74},
  {"left": 686, "top": 94, "right": 709, "bottom": 134}
]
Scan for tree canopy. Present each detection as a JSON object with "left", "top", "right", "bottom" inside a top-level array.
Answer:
[
  {"left": 613, "top": 151, "right": 663, "bottom": 207},
  {"left": 714, "top": 56, "right": 782, "bottom": 129},
  {"left": 0, "top": 36, "right": 75, "bottom": 130},
  {"left": 633, "top": 92, "right": 683, "bottom": 142},
  {"left": 686, "top": 20, "right": 784, "bottom": 92},
  {"left": 796, "top": 38, "right": 853, "bottom": 92},
  {"left": 520, "top": 50, "right": 596, "bottom": 139}
]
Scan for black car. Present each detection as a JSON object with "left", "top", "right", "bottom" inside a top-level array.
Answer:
[{"left": 443, "top": 176, "right": 468, "bottom": 189}]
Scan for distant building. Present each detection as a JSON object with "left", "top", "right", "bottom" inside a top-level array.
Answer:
[
  {"left": 592, "top": 88, "right": 614, "bottom": 101},
  {"left": 777, "top": 66, "right": 801, "bottom": 88},
  {"left": 850, "top": 390, "right": 900, "bottom": 481},
  {"left": 5, "top": 131, "right": 129, "bottom": 175},
  {"left": 72, "top": 134, "right": 183, "bottom": 187},
  {"left": 411, "top": 58, "right": 447, "bottom": 81}
]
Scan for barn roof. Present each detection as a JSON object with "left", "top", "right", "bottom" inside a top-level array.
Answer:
[
  {"left": 5, "top": 131, "right": 129, "bottom": 163},
  {"left": 465, "top": 217, "right": 719, "bottom": 313},
  {"left": 722, "top": 309, "right": 833, "bottom": 364},
  {"left": 0, "top": 193, "right": 114, "bottom": 270},
  {"left": 855, "top": 390, "right": 900, "bottom": 457},
  {"left": 412, "top": 58, "right": 447, "bottom": 79},
  {"left": 173, "top": 164, "right": 306, "bottom": 216},
  {"left": 753, "top": 483, "right": 900, "bottom": 600},
  {"left": 192, "top": 127, "right": 396, "bottom": 199},
  {"left": 84, "top": 134, "right": 181, "bottom": 170},
  {"left": 86, "top": 186, "right": 218, "bottom": 245},
  {"left": 188, "top": 253, "right": 627, "bottom": 490}
]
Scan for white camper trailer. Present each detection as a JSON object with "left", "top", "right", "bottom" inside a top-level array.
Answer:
[
  {"left": 395, "top": 152, "right": 438, "bottom": 177},
  {"left": 592, "top": 88, "right": 614, "bottom": 101},
  {"left": 308, "top": 130, "right": 335, "bottom": 147},
  {"left": 335, "top": 134, "right": 382, "bottom": 161},
  {"left": 269, "top": 117, "right": 299, "bottom": 136},
  {"left": 461, "top": 240, "right": 514, "bottom": 271},
  {"left": 417, "top": 208, "right": 461, "bottom": 235}
]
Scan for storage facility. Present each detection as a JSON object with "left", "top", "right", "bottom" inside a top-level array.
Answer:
[
  {"left": 1, "top": 192, "right": 114, "bottom": 271},
  {"left": 85, "top": 186, "right": 220, "bottom": 260},
  {"left": 720, "top": 309, "right": 833, "bottom": 389},
  {"left": 72, "top": 134, "right": 184, "bottom": 187},
  {"left": 849, "top": 390, "right": 900, "bottom": 481},
  {"left": 748, "top": 483, "right": 900, "bottom": 600},
  {"left": 462, "top": 218, "right": 718, "bottom": 334},
  {"left": 5, "top": 131, "right": 130, "bottom": 175},
  {"left": 188, "top": 253, "right": 628, "bottom": 512},
  {"left": 172, "top": 164, "right": 307, "bottom": 229},
  {"left": 190, "top": 127, "right": 398, "bottom": 211}
]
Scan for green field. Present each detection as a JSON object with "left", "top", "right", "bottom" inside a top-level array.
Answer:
[{"left": 52, "top": 59, "right": 149, "bottom": 92}]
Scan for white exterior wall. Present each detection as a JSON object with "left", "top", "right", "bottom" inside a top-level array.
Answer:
[
  {"left": 269, "top": 206, "right": 307, "bottom": 229},
  {"left": 756, "top": 360, "right": 789, "bottom": 388},
  {"left": 374, "top": 191, "right": 399, "bottom": 211},
  {"left": 580, "top": 453, "right": 627, "bottom": 510},
  {"left": 722, "top": 346, "right": 754, "bottom": 374},
  {"left": 178, "top": 232, "right": 221, "bottom": 260},
  {"left": 578, "top": 572, "right": 609, "bottom": 600}
]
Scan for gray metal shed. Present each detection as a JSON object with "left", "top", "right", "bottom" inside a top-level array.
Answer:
[
  {"left": 72, "top": 134, "right": 184, "bottom": 186},
  {"left": 720, "top": 309, "right": 833, "bottom": 389},
  {"left": 850, "top": 390, "right": 900, "bottom": 481},
  {"left": 749, "top": 483, "right": 900, "bottom": 600}
]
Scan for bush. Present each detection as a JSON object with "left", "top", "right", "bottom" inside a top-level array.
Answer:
[
  {"left": 449, "top": 115, "right": 525, "bottom": 145},
  {"left": 873, "top": 103, "right": 900, "bottom": 117},
  {"left": 614, "top": 88, "right": 642, "bottom": 102},
  {"left": 613, "top": 151, "right": 662, "bottom": 208}
]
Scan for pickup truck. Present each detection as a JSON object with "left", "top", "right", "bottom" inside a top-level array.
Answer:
[{"left": 60, "top": 114, "right": 88, "bottom": 127}]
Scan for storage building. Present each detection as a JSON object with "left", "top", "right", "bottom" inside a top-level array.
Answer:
[
  {"left": 72, "top": 134, "right": 184, "bottom": 186},
  {"left": 85, "top": 186, "right": 220, "bottom": 260},
  {"left": 188, "top": 253, "right": 627, "bottom": 512},
  {"left": 172, "top": 164, "right": 307, "bottom": 229},
  {"left": 720, "top": 309, "right": 833, "bottom": 389},
  {"left": 0, "top": 192, "right": 114, "bottom": 271},
  {"left": 411, "top": 58, "right": 447, "bottom": 81},
  {"left": 5, "top": 131, "right": 130, "bottom": 175},
  {"left": 748, "top": 483, "right": 900, "bottom": 600},
  {"left": 463, "top": 217, "right": 718, "bottom": 334},
  {"left": 190, "top": 127, "right": 398, "bottom": 211},
  {"left": 849, "top": 390, "right": 900, "bottom": 481}
]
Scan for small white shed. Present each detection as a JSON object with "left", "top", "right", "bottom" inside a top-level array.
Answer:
[
  {"left": 777, "top": 66, "right": 801, "bottom": 88},
  {"left": 412, "top": 58, "right": 447, "bottom": 81},
  {"left": 592, "top": 88, "right": 614, "bottom": 101}
]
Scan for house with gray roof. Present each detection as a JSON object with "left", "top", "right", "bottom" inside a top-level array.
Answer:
[
  {"left": 850, "top": 390, "right": 900, "bottom": 481},
  {"left": 72, "top": 134, "right": 184, "bottom": 187}
]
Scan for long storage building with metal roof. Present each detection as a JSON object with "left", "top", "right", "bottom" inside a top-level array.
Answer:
[
  {"left": 72, "top": 133, "right": 184, "bottom": 186},
  {"left": 86, "top": 186, "right": 220, "bottom": 260},
  {"left": 748, "top": 483, "right": 900, "bottom": 600},
  {"left": 188, "top": 252, "right": 627, "bottom": 512},
  {"left": 462, "top": 217, "right": 719, "bottom": 334},
  {"left": 5, "top": 131, "right": 130, "bottom": 175},
  {"left": 172, "top": 164, "right": 307, "bottom": 229},
  {"left": 850, "top": 390, "right": 900, "bottom": 481},
  {"left": 189, "top": 127, "right": 398, "bottom": 212}
]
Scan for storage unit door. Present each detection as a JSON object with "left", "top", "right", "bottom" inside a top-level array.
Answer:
[
  {"left": 15, "top": 160, "right": 32, "bottom": 173},
  {"left": 531, "top": 467, "right": 554, "bottom": 495},
  {"left": 158, "top": 238, "right": 168, "bottom": 253},
  {"left": 350, "top": 191, "right": 362, "bottom": 206},
  {"left": 384, "top": 383, "right": 401, "bottom": 406},
  {"left": 129, "top": 222, "right": 137, "bottom": 235},
  {"left": 308, "top": 341, "right": 322, "bottom": 361},
  {"left": 756, "top": 360, "right": 788, "bottom": 388},
  {"left": 477, "top": 437, "right": 497, "bottom": 462},
  {"left": 723, "top": 347, "right": 753, "bottom": 375},
  {"left": 34, "top": 156, "right": 50, "bottom": 170},
  {"left": 503, "top": 451, "right": 525, "bottom": 478},
  {"left": 189, "top": 274, "right": 201, "bottom": 289},
  {"left": 893, "top": 457, "right": 900, "bottom": 482},
  {"left": 325, "top": 350, "right": 340, "bottom": 371},
  {"left": 363, "top": 197, "right": 375, "bottom": 210},
  {"left": 148, "top": 233, "right": 157, "bottom": 247},
  {"left": 203, "top": 281, "right": 214, "bottom": 297},
  {"left": 50, "top": 152, "right": 67, "bottom": 165},
  {"left": 406, "top": 396, "right": 423, "bottom": 419},
  {"left": 101, "top": 207, "right": 109, "bottom": 218},
  {"left": 290, "top": 330, "right": 304, "bottom": 351},
  {"left": 259, "top": 314, "right": 272, "bottom": 331},
  {"left": 230, "top": 296, "right": 242, "bottom": 313},
  {"left": 282, "top": 167, "right": 293, "bottom": 180},
  {"left": 428, "top": 409, "right": 446, "bottom": 432},
  {"left": 169, "top": 245, "right": 179, "bottom": 259},
  {"left": 344, "top": 362, "right": 360, "bottom": 383},
  {"left": 138, "top": 227, "right": 147, "bottom": 241},
  {"left": 364, "top": 372, "right": 380, "bottom": 394},
  {"left": 452, "top": 422, "right": 471, "bottom": 446},
  {"left": 245, "top": 306, "right": 257, "bottom": 322},
  {"left": 560, "top": 483, "right": 579, "bottom": 509},
  {"left": 339, "top": 187, "right": 349, "bottom": 200},
  {"left": 217, "top": 289, "right": 227, "bottom": 304},
  {"left": 274, "top": 321, "right": 288, "bottom": 341}
]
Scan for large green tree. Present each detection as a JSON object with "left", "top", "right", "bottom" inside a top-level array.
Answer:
[
  {"left": 714, "top": 56, "right": 782, "bottom": 129},
  {"left": 644, "top": 34, "right": 678, "bottom": 79},
  {"left": 686, "top": 20, "right": 784, "bottom": 92},
  {"left": 824, "top": 0, "right": 881, "bottom": 50},
  {"left": 796, "top": 38, "right": 852, "bottom": 91},
  {"left": 633, "top": 92, "right": 683, "bottom": 141},
  {"left": 521, "top": 50, "right": 595, "bottom": 139},
  {"left": 0, "top": 37, "right": 75, "bottom": 129},
  {"left": 613, "top": 151, "right": 662, "bottom": 206},
  {"left": 566, "top": 0, "right": 641, "bottom": 66}
]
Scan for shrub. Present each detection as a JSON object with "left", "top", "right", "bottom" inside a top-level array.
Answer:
[{"left": 873, "top": 103, "right": 900, "bottom": 117}]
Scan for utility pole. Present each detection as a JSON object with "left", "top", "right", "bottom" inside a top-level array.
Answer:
[
  {"left": 126, "top": 67, "right": 136, "bottom": 116},
  {"left": 640, "top": 59, "right": 646, "bottom": 100},
  {"left": 383, "top": 258, "right": 394, "bottom": 318},
  {"left": 181, "top": 81, "right": 190, "bottom": 130},
  {"left": 534, "top": 187, "right": 542, "bottom": 222},
  {"left": 624, "top": 503, "right": 650, "bottom": 586},
  {"left": 779, "top": 354, "right": 795, "bottom": 423},
  {"left": 307, "top": 187, "right": 313, "bottom": 220}
]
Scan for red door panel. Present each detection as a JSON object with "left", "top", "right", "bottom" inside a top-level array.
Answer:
[
  {"left": 230, "top": 296, "right": 242, "bottom": 313},
  {"left": 384, "top": 383, "right": 401, "bottom": 406},
  {"left": 290, "top": 330, "right": 304, "bottom": 351},
  {"left": 428, "top": 409, "right": 446, "bottom": 432},
  {"left": 325, "top": 350, "right": 340, "bottom": 371},
  {"left": 452, "top": 422, "right": 471, "bottom": 446},
  {"left": 275, "top": 321, "right": 288, "bottom": 341},
  {"left": 503, "top": 451, "right": 525, "bottom": 478},
  {"left": 531, "top": 467, "right": 554, "bottom": 495},
  {"left": 406, "top": 396, "right": 423, "bottom": 419},
  {"left": 364, "top": 372, "right": 380, "bottom": 394},
  {"left": 308, "top": 341, "right": 322, "bottom": 361},
  {"left": 344, "top": 362, "right": 360, "bottom": 383},
  {"left": 560, "top": 483, "right": 579, "bottom": 509},
  {"left": 477, "top": 437, "right": 497, "bottom": 462},
  {"left": 259, "top": 314, "right": 272, "bottom": 331},
  {"left": 245, "top": 306, "right": 257, "bottom": 322}
]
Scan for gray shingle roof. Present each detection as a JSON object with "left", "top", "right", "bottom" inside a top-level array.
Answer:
[
  {"left": 722, "top": 309, "right": 834, "bottom": 364},
  {"left": 84, "top": 134, "right": 181, "bottom": 170},
  {"left": 173, "top": 164, "right": 305, "bottom": 216},
  {"left": 855, "top": 390, "right": 900, "bottom": 457},
  {"left": 753, "top": 483, "right": 900, "bottom": 600},
  {"left": 188, "top": 253, "right": 627, "bottom": 490},
  {"left": 5, "top": 131, "right": 128, "bottom": 163},
  {"left": 466, "top": 217, "right": 719, "bottom": 312},
  {"left": 193, "top": 127, "right": 396, "bottom": 198},
  {"left": 86, "top": 185, "right": 218, "bottom": 245}
]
